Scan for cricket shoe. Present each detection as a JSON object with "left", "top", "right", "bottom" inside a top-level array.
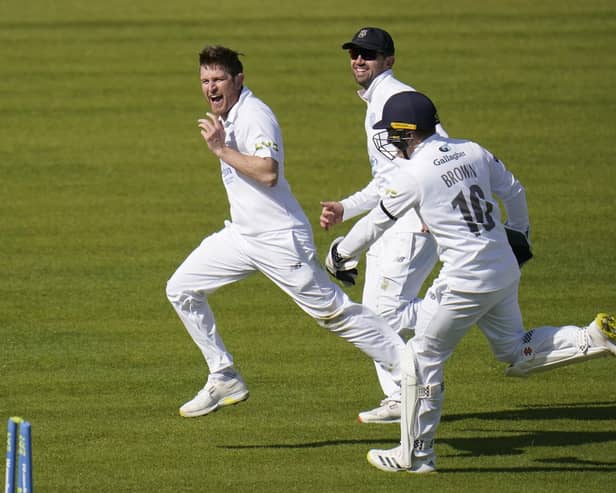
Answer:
[
  {"left": 358, "top": 399, "right": 401, "bottom": 424},
  {"left": 179, "top": 373, "right": 249, "bottom": 418},
  {"left": 367, "top": 445, "right": 437, "bottom": 474},
  {"left": 590, "top": 313, "right": 616, "bottom": 356}
]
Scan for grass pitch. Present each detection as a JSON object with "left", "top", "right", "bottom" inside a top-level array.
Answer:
[{"left": 1, "top": 0, "right": 615, "bottom": 491}]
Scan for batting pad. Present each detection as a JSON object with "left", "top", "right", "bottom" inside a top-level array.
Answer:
[{"left": 400, "top": 344, "right": 417, "bottom": 468}]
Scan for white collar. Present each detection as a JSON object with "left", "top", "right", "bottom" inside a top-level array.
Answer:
[
  {"left": 224, "top": 86, "right": 251, "bottom": 124},
  {"left": 357, "top": 69, "right": 393, "bottom": 103}
]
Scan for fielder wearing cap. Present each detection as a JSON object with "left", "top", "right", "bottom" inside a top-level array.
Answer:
[
  {"left": 320, "top": 28, "right": 447, "bottom": 425},
  {"left": 342, "top": 27, "right": 395, "bottom": 56},
  {"left": 330, "top": 90, "right": 616, "bottom": 473}
]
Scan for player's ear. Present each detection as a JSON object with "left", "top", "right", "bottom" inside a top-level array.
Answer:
[
  {"left": 234, "top": 72, "right": 245, "bottom": 88},
  {"left": 385, "top": 55, "right": 395, "bottom": 69}
]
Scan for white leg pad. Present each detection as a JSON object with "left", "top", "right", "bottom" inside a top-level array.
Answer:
[
  {"left": 400, "top": 344, "right": 417, "bottom": 468},
  {"left": 399, "top": 345, "right": 445, "bottom": 467}
]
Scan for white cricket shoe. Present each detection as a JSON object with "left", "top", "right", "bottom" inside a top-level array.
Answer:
[
  {"left": 358, "top": 399, "right": 401, "bottom": 424},
  {"left": 367, "top": 445, "right": 437, "bottom": 474},
  {"left": 590, "top": 313, "right": 616, "bottom": 356},
  {"left": 179, "top": 373, "right": 249, "bottom": 418}
]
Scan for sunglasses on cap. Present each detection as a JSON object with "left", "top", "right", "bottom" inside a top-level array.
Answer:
[{"left": 349, "top": 47, "right": 379, "bottom": 61}]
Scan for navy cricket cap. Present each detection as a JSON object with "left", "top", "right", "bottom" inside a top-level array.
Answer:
[
  {"left": 373, "top": 91, "right": 440, "bottom": 131},
  {"left": 342, "top": 27, "right": 395, "bottom": 55}
]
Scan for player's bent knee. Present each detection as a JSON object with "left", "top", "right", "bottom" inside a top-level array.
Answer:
[
  {"left": 165, "top": 283, "right": 177, "bottom": 303},
  {"left": 165, "top": 279, "right": 207, "bottom": 311},
  {"left": 165, "top": 277, "right": 183, "bottom": 303}
]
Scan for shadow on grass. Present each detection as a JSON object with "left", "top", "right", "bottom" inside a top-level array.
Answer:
[
  {"left": 443, "top": 401, "right": 616, "bottom": 423},
  {"left": 220, "top": 431, "right": 616, "bottom": 453},
  {"left": 438, "top": 401, "right": 616, "bottom": 459},
  {"left": 440, "top": 430, "right": 616, "bottom": 457},
  {"left": 219, "top": 402, "right": 616, "bottom": 470},
  {"left": 436, "top": 463, "right": 616, "bottom": 473}
]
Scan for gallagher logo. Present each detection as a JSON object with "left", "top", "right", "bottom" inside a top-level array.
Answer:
[{"left": 523, "top": 346, "right": 533, "bottom": 356}]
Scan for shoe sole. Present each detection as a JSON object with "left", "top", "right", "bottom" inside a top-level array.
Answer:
[
  {"left": 366, "top": 451, "right": 437, "bottom": 474},
  {"left": 179, "top": 391, "right": 249, "bottom": 418}
]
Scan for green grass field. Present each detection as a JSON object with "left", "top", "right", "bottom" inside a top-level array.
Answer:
[{"left": 2, "top": 0, "right": 615, "bottom": 491}]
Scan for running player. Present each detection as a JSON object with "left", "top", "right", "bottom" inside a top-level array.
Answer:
[
  {"left": 320, "top": 27, "right": 447, "bottom": 423},
  {"left": 327, "top": 91, "right": 616, "bottom": 472},
  {"left": 166, "top": 45, "right": 405, "bottom": 418}
]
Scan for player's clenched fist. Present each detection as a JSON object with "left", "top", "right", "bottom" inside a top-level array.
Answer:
[{"left": 319, "top": 201, "right": 344, "bottom": 230}]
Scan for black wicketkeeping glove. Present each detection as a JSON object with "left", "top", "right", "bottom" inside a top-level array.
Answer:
[
  {"left": 325, "top": 237, "right": 359, "bottom": 286},
  {"left": 505, "top": 227, "right": 533, "bottom": 267}
]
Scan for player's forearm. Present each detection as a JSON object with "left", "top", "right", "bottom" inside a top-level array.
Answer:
[
  {"left": 337, "top": 206, "right": 394, "bottom": 258},
  {"left": 216, "top": 147, "right": 278, "bottom": 187},
  {"left": 340, "top": 180, "right": 379, "bottom": 221},
  {"left": 502, "top": 186, "right": 529, "bottom": 233},
  {"left": 495, "top": 168, "right": 529, "bottom": 232}
]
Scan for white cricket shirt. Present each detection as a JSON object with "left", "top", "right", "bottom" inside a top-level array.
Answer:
[
  {"left": 339, "top": 134, "right": 529, "bottom": 292},
  {"left": 340, "top": 70, "right": 448, "bottom": 231},
  {"left": 220, "top": 87, "right": 309, "bottom": 235}
]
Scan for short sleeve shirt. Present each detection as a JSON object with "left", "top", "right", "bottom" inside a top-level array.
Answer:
[{"left": 220, "top": 87, "right": 309, "bottom": 235}]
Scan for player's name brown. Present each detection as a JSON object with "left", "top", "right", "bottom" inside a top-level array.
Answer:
[{"left": 441, "top": 163, "right": 477, "bottom": 188}]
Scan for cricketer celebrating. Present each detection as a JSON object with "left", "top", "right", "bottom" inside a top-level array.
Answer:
[
  {"left": 325, "top": 91, "right": 616, "bottom": 473},
  {"left": 166, "top": 45, "right": 405, "bottom": 418},
  {"left": 320, "top": 27, "right": 448, "bottom": 424}
]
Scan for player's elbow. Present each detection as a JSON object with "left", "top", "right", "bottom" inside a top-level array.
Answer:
[{"left": 260, "top": 158, "right": 279, "bottom": 187}]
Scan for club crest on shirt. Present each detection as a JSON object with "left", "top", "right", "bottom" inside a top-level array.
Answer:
[
  {"left": 384, "top": 188, "right": 399, "bottom": 198},
  {"left": 255, "top": 141, "right": 279, "bottom": 152}
]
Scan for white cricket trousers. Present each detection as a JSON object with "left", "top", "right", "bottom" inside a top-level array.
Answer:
[
  {"left": 408, "top": 277, "right": 606, "bottom": 458},
  {"left": 363, "top": 224, "right": 438, "bottom": 399},
  {"left": 166, "top": 222, "right": 404, "bottom": 379}
]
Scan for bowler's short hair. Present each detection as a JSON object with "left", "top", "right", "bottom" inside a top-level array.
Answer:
[{"left": 199, "top": 45, "right": 244, "bottom": 76}]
